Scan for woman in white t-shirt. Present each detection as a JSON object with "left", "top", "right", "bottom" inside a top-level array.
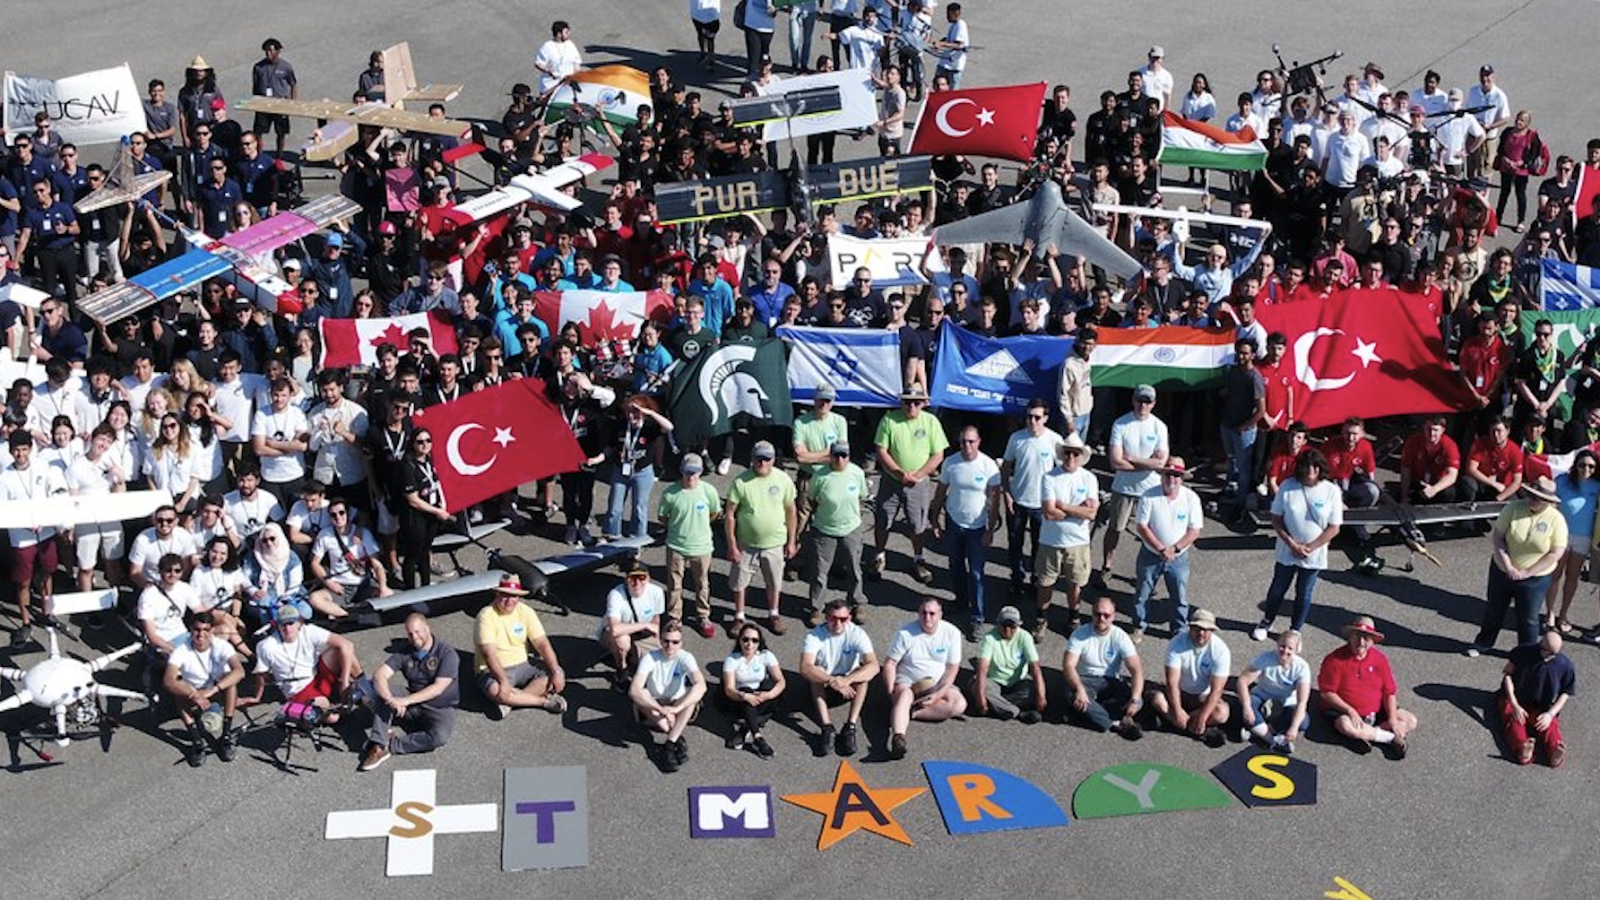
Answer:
[
  {"left": 1236, "top": 629, "right": 1312, "bottom": 752},
  {"left": 189, "top": 536, "right": 252, "bottom": 658},
  {"left": 718, "top": 622, "right": 786, "bottom": 757},
  {"left": 147, "top": 412, "right": 202, "bottom": 519}
]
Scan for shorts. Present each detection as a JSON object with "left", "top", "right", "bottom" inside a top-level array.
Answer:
[
  {"left": 874, "top": 477, "right": 934, "bottom": 534},
  {"left": 12, "top": 540, "right": 60, "bottom": 589},
  {"left": 1036, "top": 543, "right": 1092, "bottom": 588},
  {"left": 288, "top": 660, "right": 340, "bottom": 705},
  {"left": 731, "top": 545, "right": 784, "bottom": 591},
  {"left": 253, "top": 112, "right": 292, "bottom": 135},
  {"left": 476, "top": 659, "right": 547, "bottom": 697},
  {"left": 76, "top": 521, "right": 126, "bottom": 566},
  {"left": 1107, "top": 492, "right": 1140, "bottom": 534}
]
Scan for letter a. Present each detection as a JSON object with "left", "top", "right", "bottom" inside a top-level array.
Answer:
[{"left": 831, "top": 783, "right": 891, "bottom": 829}]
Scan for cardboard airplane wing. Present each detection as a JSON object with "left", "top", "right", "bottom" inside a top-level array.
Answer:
[
  {"left": 79, "top": 252, "right": 234, "bottom": 324},
  {"left": 236, "top": 96, "right": 470, "bottom": 138},
  {"left": 382, "top": 41, "right": 463, "bottom": 106},
  {"left": 0, "top": 490, "right": 168, "bottom": 531},
  {"left": 74, "top": 138, "right": 173, "bottom": 214},
  {"left": 451, "top": 153, "right": 614, "bottom": 221}
]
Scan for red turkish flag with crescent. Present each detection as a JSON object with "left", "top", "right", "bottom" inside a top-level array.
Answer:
[
  {"left": 908, "top": 82, "right": 1045, "bottom": 162},
  {"left": 1254, "top": 288, "right": 1474, "bottom": 430},
  {"left": 410, "top": 379, "right": 586, "bottom": 512}
]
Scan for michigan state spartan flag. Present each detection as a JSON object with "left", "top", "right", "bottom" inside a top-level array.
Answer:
[{"left": 669, "top": 339, "right": 794, "bottom": 448}]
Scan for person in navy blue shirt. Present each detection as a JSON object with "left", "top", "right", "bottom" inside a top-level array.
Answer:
[
  {"left": 6, "top": 137, "right": 55, "bottom": 212},
  {"left": 196, "top": 160, "right": 243, "bottom": 238},
  {"left": 31, "top": 296, "right": 87, "bottom": 364},
  {"left": 0, "top": 175, "right": 20, "bottom": 248},
  {"left": 233, "top": 133, "right": 280, "bottom": 217},
  {"left": 304, "top": 233, "right": 354, "bottom": 318},
  {"left": 17, "top": 179, "right": 79, "bottom": 299},
  {"left": 747, "top": 259, "right": 795, "bottom": 328},
  {"left": 183, "top": 124, "right": 228, "bottom": 224}
]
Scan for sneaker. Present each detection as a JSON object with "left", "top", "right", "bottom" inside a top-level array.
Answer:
[
  {"left": 1250, "top": 622, "right": 1270, "bottom": 642},
  {"left": 725, "top": 617, "right": 746, "bottom": 638},
  {"left": 544, "top": 694, "right": 568, "bottom": 715},
  {"left": 673, "top": 737, "right": 690, "bottom": 765},
  {"left": 816, "top": 725, "right": 835, "bottom": 758},
  {"left": 1268, "top": 733, "right": 1289, "bottom": 752},
  {"left": 1283, "top": 740, "right": 1296, "bottom": 756},
  {"left": 866, "top": 552, "right": 886, "bottom": 581},
  {"left": 563, "top": 524, "right": 579, "bottom": 546},
  {"left": 1389, "top": 733, "right": 1408, "bottom": 760},
  {"left": 967, "top": 620, "right": 985, "bottom": 642},
  {"left": 1202, "top": 726, "right": 1226, "bottom": 748},
  {"left": 836, "top": 722, "right": 858, "bottom": 757},
  {"left": 1031, "top": 617, "right": 1049, "bottom": 639},
  {"left": 1131, "top": 628, "right": 1145, "bottom": 645},
  {"left": 696, "top": 618, "right": 717, "bottom": 640},
  {"left": 806, "top": 607, "right": 825, "bottom": 627},
  {"left": 851, "top": 603, "right": 868, "bottom": 624},
  {"left": 184, "top": 741, "right": 206, "bottom": 768},
  {"left": 1089, "top": 570, "right": 1108, "bottom": 591},
  {"left": 359, "top": 742, "right": 391, "bottom": 772},
  {"left": 218, "top": 728, "right": 239, "bottom": 763},
  {"left": 766, "top": 614, "right": 786, "bottom": 636},
  {"left": 494, "top": 703, "right": 512, "bottom": 720},
  {"left": 716, "top": 458, "right": 732, "bottom": 476},
  {"left": 9, "top": 625, "right": 33, "bottom": 648},
  {"left": 750, "top": 735, "right": 774, "bottom": 758},
  {"left": 889, "top": 732, "right": 907, "bottom": 760},
  {"left": 1117, "top": 720, "right": 1144, "bottom": 741},
  {"left": 1550, "top": 741, "right": 1567, "bottom": 768},
  {"left": 658, "top": 742, "right": 681, "bottom": 773},
  {"left": 612, "top": 669, "right": 630, "bottom": 693},
  {"left": 912, "top": 561, "right": 934, "bottom": 584},
  {"left": 1018, "top": 710, "right": 1042, "bottom": 725},
  {"left": 1465, "top": 645, "right": 1484, "bottom": 658}
]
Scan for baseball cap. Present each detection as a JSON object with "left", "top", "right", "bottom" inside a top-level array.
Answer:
[
  {"left": 1147, "top": 46, "right": 1164, "bottom": 58},
  {"left": 997, "top": 606, "right": 1023, "bottom": 626},
  {"left": 680, "top": 452, "right": 704, "bottom": 474},
  {"left": 1133, "top": 384, "right": 1157, "bottom": 402},
  {"left": 1448, "top": 88, "right": 1464, "bottom": 102},
  {"left": 325, "top": 232, "right": 344, "bottom": 249},
  {"left": 829, "top": 440, "right": 850, "bottom": 457},
  {"left": 281, "top": 257, "right": 302, "bottom": 271},
  {"left": 511, "top": 82, "right": 533, "bottom": 97},
  {"left": 752, "top": 441, "right": 777, "bottom": 461},
  {"left": 1189, "top": 609, "right": 1218, "bottom": 631},
  {"left": 1479, "top": 64, "right": 1495, "bottom": 76},
  {"left": 210, "top": 97, "right": 227, "bottom": 111},
  {"left": 624, "top": 561, "right": 650, "bottom": 580},
  {"left": 275, "top": 604, "right": 304, "bottom": 625},
  {"left": 814, "top": 384, "right": 838, "bottom": 403},
  {"left": 378, "top": 220, "right": 398, "bottom": 236}
]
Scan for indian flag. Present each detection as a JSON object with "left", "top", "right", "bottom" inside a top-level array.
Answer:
[
  {"left": 1091, "top": 326, "right": 1235, "bottom": 390},
  {"left": 545, "top": 65, "right": 652, "bottom": 126},
  {"left": 1157, "top": 112, "right": 1267, "bottom": 172}
]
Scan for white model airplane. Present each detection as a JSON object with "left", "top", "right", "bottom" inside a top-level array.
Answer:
[
  {"left": 0, "top": 629, "right": 143, "bottom": 748},
  {"left": 0, "top": 489, "right": 167, "bottom": 531},
  {"left": 449, "top": 153, "right": 614, "bottom": 219},
  {"left": 932, "top": 179, "right": 1144, "bottom": 281}
]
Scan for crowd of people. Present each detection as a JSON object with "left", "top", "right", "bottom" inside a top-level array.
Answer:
[{"left": 1, "top": 5, "right": 1596, "bottom": 773}]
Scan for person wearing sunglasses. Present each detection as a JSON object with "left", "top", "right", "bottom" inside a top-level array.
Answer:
[
  {"left": 128, "top": 503, "right": 200, "bottom": 591},
  {"left": 628, "top": 617, "right": 706, "bottom": 773},
  {"left": 718, "top": 622, "right": 785, "bottom": 757}
]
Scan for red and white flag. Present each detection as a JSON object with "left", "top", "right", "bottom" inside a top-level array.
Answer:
[
  {"left": 318, "top": 310, "right": 460, "bottom": 368},
  {"left": 410, "top": 379, "right": 586, "bottom": 512},
  {"left": 909, "top": 82, "right": 1046, "bottom": 162},
  {"left": 1255, "top": 288, "right": 1474, "bottom": 430},
  {"left": 533, "top": 289, "right": 674, "bottom": 347}
]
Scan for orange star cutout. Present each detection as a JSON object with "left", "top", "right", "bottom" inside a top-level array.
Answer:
[{"left": 781, "top": 760, "right": 926, "bottom": 851}]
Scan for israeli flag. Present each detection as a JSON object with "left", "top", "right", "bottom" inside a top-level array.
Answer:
[
  {"left": 1542, "top": 259, "right": 1600, "bottom": 310},
  {"left": 777, "top": 325, "right": 903, "bottom": 407}
]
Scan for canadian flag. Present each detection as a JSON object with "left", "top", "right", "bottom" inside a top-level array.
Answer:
[
  {"left": 318, "top": 310, "right": 461, "bottom": 368},
  {"left": 533, "top": 289, "right": 674, "bottom": 347},
  {"left": 908, "top": 82, "right": 1046, "bottom": 163}
]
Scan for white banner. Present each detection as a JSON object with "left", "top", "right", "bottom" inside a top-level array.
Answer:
[
  {"left": 4, "top": 63, "right": 147, "bottom": 146},
  {"left": 827, "top": 233, "right": 932, "bottom": 288},
  {"left": 757, "top": 69, "right": 876, "bottom": 142}
]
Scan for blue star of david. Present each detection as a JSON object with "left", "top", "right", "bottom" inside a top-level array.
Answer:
[{"left": 826, "top": 350, "right": 860, "bottom": 384}]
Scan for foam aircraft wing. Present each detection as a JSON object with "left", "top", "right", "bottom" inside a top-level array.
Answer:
[{"left": 451, "top": 153, "right": 614, "bottom": 220}]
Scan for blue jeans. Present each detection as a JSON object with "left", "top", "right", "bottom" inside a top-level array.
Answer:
[
  {"left": 1261, "top": 562, "right": 1320, "bottom": 631},
  {"left": 1069, "top": 674, "right": 1132, "bottom": 731},
  {"left": 604, "top": 466, "right": 655, "bottom": 538},
  {"left": 1071, "top": 414, "right": 1091, "bottom": 439},
  {"left": 1132, "top": 546, "right": 1190, "bottom": 632},
  {"left": 1007, "top": 504, "right": 1042, "bottom": 587},
  {"left": 1476, "top": 565, "right": 1548, "bottom": 649},
  {"left": 947, "top": 524, "right": 988, "bottom": 623},
  {"left": 1250, "top": 693, "right": 1309, "bottom": 735},
  {"left": 787, "top": 6, "right": 815, "bottom": 70},
  {"left": 1220, "top": 424, "right": 1257, "bottom": 493}
]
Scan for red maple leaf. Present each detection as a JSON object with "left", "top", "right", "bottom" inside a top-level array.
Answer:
[
  {"left": 370, "top": 322, "right": 407, "bottom": 350},
  {"left": 585, "top": 299, "right": 638, "bottom": 346}
]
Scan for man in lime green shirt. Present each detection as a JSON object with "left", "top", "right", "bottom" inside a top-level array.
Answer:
[
  {"left": 725, "top": 441, "right": 797, "bottom": 635},
  {"left": 804, "top": 440, "right": 868, "bottom": 625},
  {"left": 791, "top": 384, "right": 846, "bottom": 577},
  {"left": 657, "top": 453, "right": 721, "bottom": 639},
  {"left": 971, "top": 606, "right": 1047, "bottom": 723},
  {"left": 872, "top": 383, "right": 949, "bottom": 585}
]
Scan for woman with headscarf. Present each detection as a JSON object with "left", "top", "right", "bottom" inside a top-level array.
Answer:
[{"left": 243, "top": 522, "right": 306, "bottom": 625}]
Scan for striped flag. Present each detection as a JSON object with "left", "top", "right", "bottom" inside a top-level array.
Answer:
[
  {"left": 1091, "top": 326, "right": 1235, "bottom": 390},
  {"left": 545, "top": 65, "right": 651, "bottom": 126},
  {"left": 1541, "top": 259, "right": 1600, "bottom": 310},
  {"left": 1156, "top": 112, "right": 1267, "bottom": 172},
  {"left": 777, "top": 326, "right": 904, "bottom": 407}
]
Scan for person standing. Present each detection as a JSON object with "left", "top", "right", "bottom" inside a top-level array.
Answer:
[
  {"left": 534, "top": 21, "right": 583, "bottom": 94},
  {"left": 870, "top": 384, "right": 948, "bottom": 585},
  {"left": 931, "top": 2, "right": 969, "bottom": 89},
  {"left": 1469, "top": 476, "right": 1566, "bottom": 656},
  {"left": 1130, "top": 458, "right": 1203, "bottom": 640},
  {"left": 1217, "top": 337, "right": 1265, "bottom": 506},
  {"left": 724, "top": 441, "right": 798, "bottom": 635},
  {"left": 1251, "top": 450, "right": 1343, "bottom": 642},
  {"left": 250, "top": 38, "right": 297, "bottom": 154},
  {"left": 2, "top": 432, "right": 68, "bottom": 647},
  {"left": 803, "top": 441, "right": 868, "bottom": 625},
  {"left": 1001, "top": 398, "right": 1064, "bottom": 600},
  {"left": 1035, "top": 434, "right": 1098, "bottom": 637},
  {"left": 1097, "top": 384, "right": 1169, "bottom": 588},
  {"left": 657, "top": 453, "right": 721, "bottom": 639}
]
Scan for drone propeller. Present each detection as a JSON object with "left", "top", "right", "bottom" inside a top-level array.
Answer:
[
  {"left": 0, "top": 689, "right": 34, "bottom": 714},
  {"left": 1425, "top": 104, "right": 1494, "bottom": 120},
  {"left": 87, "top": 643, "right": 142, "bottom": 674},
  {"left": 93, "top": 685, "right": 146, "bottom": 703},
  {"left": 1346, "top": 95, "right": 1410, "bottom": 129}
]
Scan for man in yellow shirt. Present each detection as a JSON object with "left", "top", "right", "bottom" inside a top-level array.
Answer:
[
  {"left": 1470, "top": 476, "right": 1567, "bottom": 656},
  {"left": 475, "top": 576, "right": 568, "bottom": 718},
  {"left": 870, "top": 384, "right": 949, "bottom": 585}
]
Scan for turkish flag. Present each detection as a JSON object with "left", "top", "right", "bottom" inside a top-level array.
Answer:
[
  {"left": 533, "top": 289, "right": 675, "bottom": 347},
  {"left": 1254, "top": 288, "right": 1474, "bottom": 430},
  {"left": 908, "top": 82, "right": 1045, "bottom": 163},
  {"left": 318, "top": 310, "right": 460, "bottom": 368},
  {"left": 410, "top": 379, "right": 587, "bottom": 512}
]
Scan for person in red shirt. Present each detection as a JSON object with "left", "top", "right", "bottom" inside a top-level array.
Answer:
[
  {"left": 1251, "top": 332, "right": 1297, "bottom": 498},
  {"left": 1520, "top": 413, "right": 1553, "bottom": 482},
  {"left": 1317, "top": 614, "right": 1418, "bottom": 757},
  {"left": 1264, "top": 421, "right": 1309, "bottom": 498},
  {"left": 1400, "top": 415, "right": 1462, "bottom": 504},
  {"left": 1456, "top": 313, "right": 1513, "bottom": 418},
  {"left": 1325, "top": 417, "right": 1381, "bottom": 555},
  {"left": 1464, "top": 416, "right": 1525, "bottom": 502},
  {"left": 1256, "top": 259, "right": 1316, "bottom": 305}
]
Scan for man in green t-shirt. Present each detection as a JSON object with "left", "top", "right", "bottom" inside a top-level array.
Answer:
[
  {"left": 804, "top": 440, "right": 869, "bottom": 625},
  {"left": 871, "top": 383, "right": 949, "bottom": 585},
  {"left": 791, "top": 384, "right": 847, "bottom": 579},
  {"left": 724, "top": 441, "right": 797, "bottom": 635},
  {"left": 971, "top": 606, "right": 1046, "bottom": 723},
  {"left": 657, "top": 453, "right": 721, "bottom": 639}
]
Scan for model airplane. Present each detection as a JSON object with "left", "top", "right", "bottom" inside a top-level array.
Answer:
[
  {"left": 0, "top": 628, "right": 143, "bottom": 748},
  {"left": 0, "top": 489, "right": 167, "bottom": 531},
  {"left": 73, "top": 137, "right": 174, "bottom": 214},
  {"left": 655, "top": 155, "right": 933, "bottom": 225},
  {"left": 450, "top": 152, "right": 614, "bottom": 219},
  {"left": 76, "top": 194, "right": 362, "bottom": 325},
  {"left": 933, "top": 178, "right": 1143, "bottom": 280}
]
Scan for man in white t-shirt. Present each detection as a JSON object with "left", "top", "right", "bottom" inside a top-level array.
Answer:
[
  {"left": 533, "top": 20, "right": 583, "bottom": 94},
  {"left": 1036, "top": 434, "right": 1099, "bottom": 637},
  {"left": 1063, "top": 596, "right": 1145, "bottom": 737},
  {"left": 1252, "top": 449, "right": 1343, "bottom": 642},
  {"left": 210, "top": 351, "right": 261, "bottom": 473},
  {"left": 138, "top": 553, "right": 203, "bottom": 656},
  {"left": 223, "top": 464, "right": 283, "bottom": 542},
  {"left": 1321, "top": 111, "right": 1371, "bottom": 191},
  {"left": 931, "top": 426, "right": 1001, "bottom": 637},
  {"left": 799, "top": 597, "right": 880, "bottom": 757},
  {"left": 883, "top": 597, "right": 966, "bottom": 759},
  {"left": 1465, "top": 65, "right": 1511, "bottom": 180},
  {"left": 306, "top": 372, "right": 370, "bottom": 511},
  {"left": 248, "top": 603, "right": 361, "bottom": 722},
  {"left": 1146, "top": 608, "right": 1232, "bottom": 747},
  {"left": 829, "top": 7, "right": 886, "bottom": 73},
  {"left": 1138, "top": 46, "right": 1173, "bottom": 111},
  {"left": 1002, "top": 399, "right": 1064, "bottom": 599},
  {"left": 599, "top": 562, "right": 664, "bottom": 681},
  {"left": 251, "top": 378, "right": 310, "bottom": 509},
  {"left": 932, "top": 2, "right": 969, "bottom": 87},
  {"left": 1100, "top": 384, "right": 1170, "bottom": 589},
  {"left": 1131, "top": 457, "right": 1204, "bottom": 640},
  {"left": 628, "top": 618, "right": 706, "bottom": 773},
  {"left": 163, "top": 610, "right": 245, "bottom": 767},
  {"left": 2, "top": 433, "right": 68, "bottom": 645},
  {"left": 128, "top": 505, "right": 199, "bottom": 589},
  {"left": 308, "top": 496, "right": 390, "bottom": 619},
  {"left": 1433, "top": 89, "right": 1486, "bottom": 175}
]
